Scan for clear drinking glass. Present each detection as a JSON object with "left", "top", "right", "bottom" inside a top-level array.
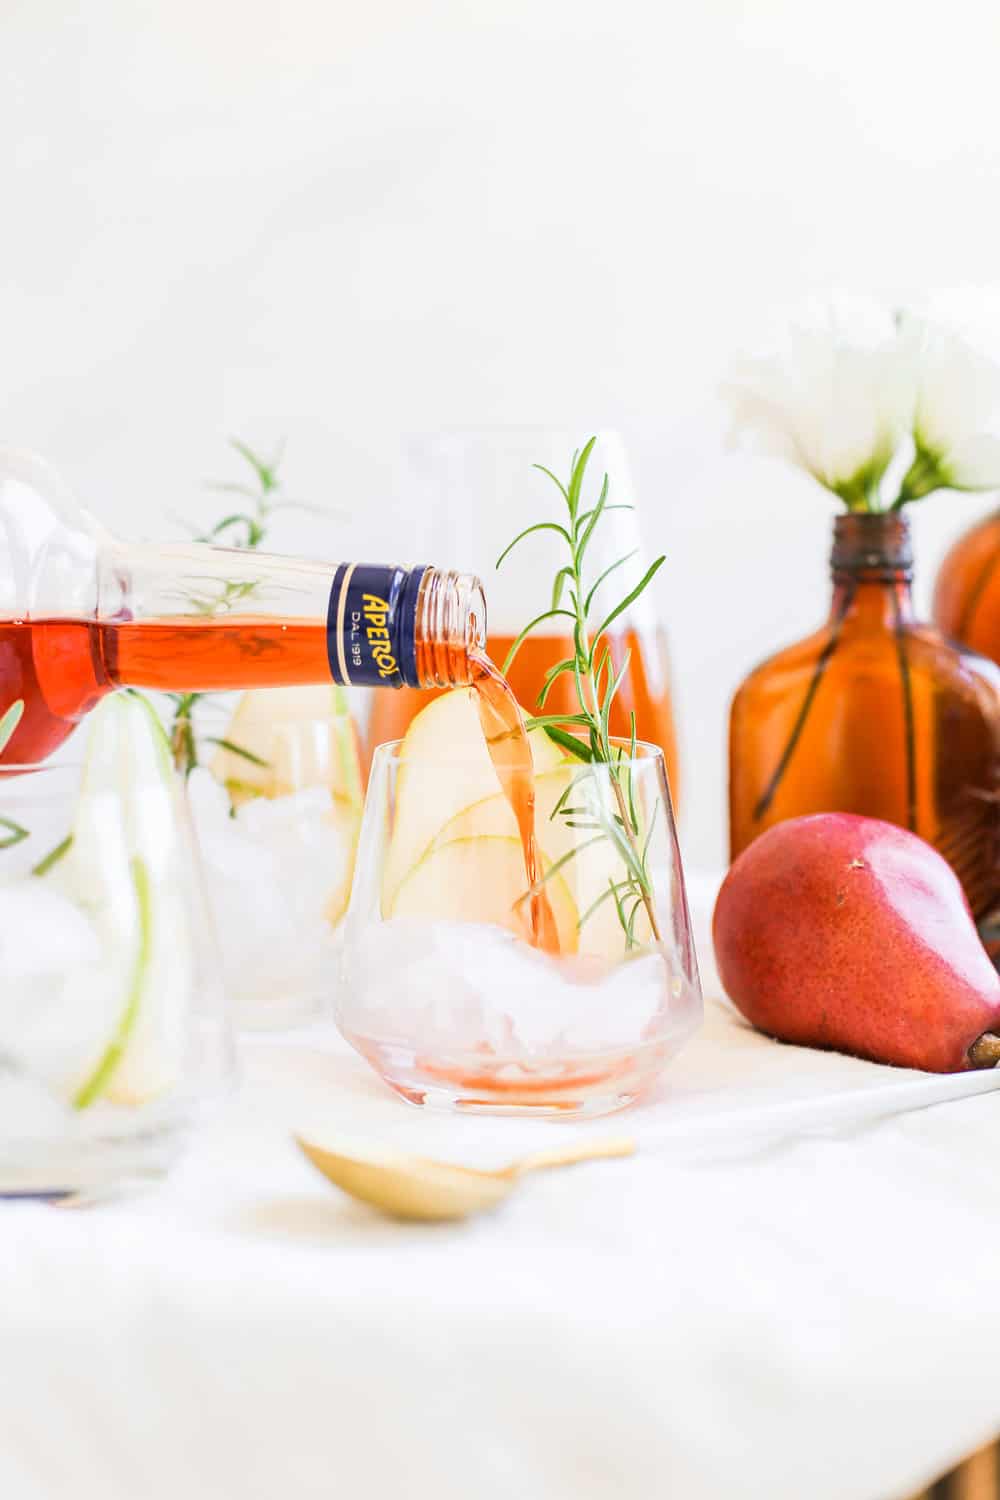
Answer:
[
  {"left": 183, "top": 690, "right": 365, "bottom": 1029},
  {"left": 0, "top": 761, "right": 232, "bottom": 1197},
  {"left": 338, "top": 735, "right": 701, "bottom": 1116}
]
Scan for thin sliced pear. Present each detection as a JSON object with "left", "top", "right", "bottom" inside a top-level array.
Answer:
[
  {"left": 211, "top": 686, "right": 363, "bottom": 809},
  {"left": 323, "top": 795, "right": 364, "bottom": 929},
  {"left": 382, "top": 688, "right": 564, "bottom": 910},
  {"left": 430, "top": 768, "right": 652, "bottom": 959},
  {"left": 387, "top": 835, "right": 579, "bottom": 954},
  {"left": 431, "top": 768, "right": 572, "bottom": 846},
  {"left": 67, "top": 693, "right": 192, "bottom": 1108}
]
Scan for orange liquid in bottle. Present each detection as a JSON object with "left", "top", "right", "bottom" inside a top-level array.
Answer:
[
  {"left": 367, "top": 626, "right": 680, "bottom": 805},
  {"left": 0, "top": 615, "right": 336, "bottom": 767}
]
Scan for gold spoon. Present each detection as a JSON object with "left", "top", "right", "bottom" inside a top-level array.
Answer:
[{"left": 295, "top": 1134, "right": 636, "bottom": 1222}]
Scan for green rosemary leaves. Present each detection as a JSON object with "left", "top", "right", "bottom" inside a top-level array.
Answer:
[{"left": 499, "top": 439, "right": 665, "bottom": 951}]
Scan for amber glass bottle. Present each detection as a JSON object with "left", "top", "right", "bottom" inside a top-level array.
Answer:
[
  {"left": 933, "top": 509, "right": 1000, "bottom": 665},
  {"left": 729, "top": 513, "right": 1000, "bottom": 919}
]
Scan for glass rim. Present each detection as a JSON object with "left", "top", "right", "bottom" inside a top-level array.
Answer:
[{"left": 369, "top": 732, "right": 666, "bottom": 770}]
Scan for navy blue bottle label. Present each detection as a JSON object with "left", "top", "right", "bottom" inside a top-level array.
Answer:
[{"left": 326, "top": 563, "right": 429, "bottom": 688}]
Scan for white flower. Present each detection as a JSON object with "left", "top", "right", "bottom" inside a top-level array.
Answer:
[
  {"left": 902, "top": 290, "right": 1000, "bottom": 494},
  {"left": 722, "top": 296, "right": 914, "bottom": 507}
]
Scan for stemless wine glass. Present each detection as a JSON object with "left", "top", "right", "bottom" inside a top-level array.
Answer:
[
  {"left": 0, "top": 760, "right": 232, "bottom": 1197},
  {"left": 338, "top": 734, "right": 701, "bottom": 1116},
  {"left": 182, "top": 689, "right": 365, "bottom": 1029}
]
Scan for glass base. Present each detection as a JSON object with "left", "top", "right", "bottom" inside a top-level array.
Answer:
[
  {"left": 0, "top": 1118, "right": 189, "bottom": 1200},
  {"left": 344, "top": 1032, "right": 684, "bottom": 1118}
]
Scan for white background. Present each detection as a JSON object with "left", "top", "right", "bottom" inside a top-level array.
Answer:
[{"left": 4, "top": 0, "right": 1000, "bottom": 868}]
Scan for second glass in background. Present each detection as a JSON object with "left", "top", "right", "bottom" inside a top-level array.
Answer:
[
  {"left": 365, "top": 430, "right": 681, "bottom": 806},
  {"left": 182, "top": 686, "right": 365, "bottom": 1028}
]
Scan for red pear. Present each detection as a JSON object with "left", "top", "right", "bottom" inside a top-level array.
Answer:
[{"left": 713, "top": 813, "right": 1000, "bottom": 1073}]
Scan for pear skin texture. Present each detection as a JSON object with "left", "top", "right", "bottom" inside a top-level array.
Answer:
[{"left": 712, "top": 813, "right": 1000, "bottom": 1073}]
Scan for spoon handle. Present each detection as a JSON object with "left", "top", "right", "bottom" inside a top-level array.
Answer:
[{"left": 514, "top": 1138, "right": 636, "bottom": 1177}]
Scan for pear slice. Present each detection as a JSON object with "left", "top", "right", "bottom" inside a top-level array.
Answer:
[
  {"left": 211, "top": 685, "right": 363, "bottom": 810},
  {"left": 66, "top": 693, "right": 193, "bottom": 1108},
  {"left": 323, "top": 795, "right": 365, "bottom": 929},
  {"left": 387, "top": 835, "right": 579, "bottom": 953},
  {"left": 430, "top": 768, "right": 571, "bottom": 846},
  {"left": 430, "top": 767, "right": 653, "bottom": 959},
  {"left": 381, "top": 688, "right": 564, "bottom": 911}
]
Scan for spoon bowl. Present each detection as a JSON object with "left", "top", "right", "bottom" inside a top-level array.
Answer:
[{"left": 295, "top": 1135, "right": 636, "bottom": 1222}]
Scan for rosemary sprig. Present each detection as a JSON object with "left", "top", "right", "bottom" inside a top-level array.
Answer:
[
  {"left": 498, "top": 439, "right": 666, "bottom": 952},
  {"left": 167, "top": 439, "right": 285, "bottom": 774},
  {"left": 0, "top": 815, "right": 29, "bottom": 850}
]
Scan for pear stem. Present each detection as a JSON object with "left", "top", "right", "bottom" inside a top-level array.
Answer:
[{"left": 968, "top": 1033, "right": 1000, "bottom": 1069}]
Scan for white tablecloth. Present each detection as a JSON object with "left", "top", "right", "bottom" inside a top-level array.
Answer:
[{"left": 4, "top": 884, "right": 1000, "bottom": 1500}]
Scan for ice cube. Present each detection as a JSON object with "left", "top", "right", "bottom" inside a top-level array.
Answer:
[
  {"left": 187, "top": 772, "right": 347, "bottom": 1008},
  {"left": 0, "top": 882, "right": 101, "bottom": 978},
  {"left": 343, "top": 918, "right": 671, "bottom": 1059},
  {"left": 0, "top": 881, "right": 127, "bottom": 1100},
  {"left": 185, "top": 766, "right": 233, "bottom": 827},
  {"left": 0, "top": 1060, "right": 73, "bottom": 1145}
]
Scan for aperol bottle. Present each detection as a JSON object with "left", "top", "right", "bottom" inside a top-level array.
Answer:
[
  {"left": 365, "top": 430, "right": 681, "bottom": 803},
  {"left": 729, "top": 512, "right": 1000, "bottom": 918},
  {"left": 933, "top": 508, "right": 1000, "bottom": 664},
  {"left": 0, "top": 450, "right": 486, "bottom": 767}
]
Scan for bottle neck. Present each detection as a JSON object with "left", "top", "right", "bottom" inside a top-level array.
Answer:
[
  {"left": 414, "top": 568, "right": 487, "bottom": 688},
  {"left": 829, "top": 513, "right": 915, "bottom": 627}
]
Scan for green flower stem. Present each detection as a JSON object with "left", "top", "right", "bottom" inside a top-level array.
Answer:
[
  {"left": 895, "top": 446, "right": 946, "bottom": 506},
  {"left": 831, "top": 451, "right": 894, "bottom": 513}
]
